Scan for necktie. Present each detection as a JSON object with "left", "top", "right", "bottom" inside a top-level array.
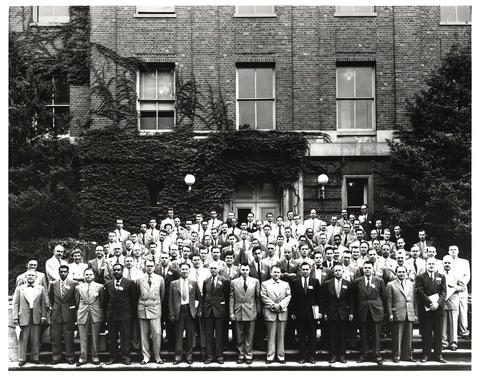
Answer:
[
  {"left": 87, "top": 283, "right": 91, "bottom": 300},
  {"left": 211, "top": 278, "right": 215, "bottom": 289},
  {"left": 181, "top": 279, "right": 187, "bottom": 301},
  {"left": 344, "top": 236, "right": 348, "bottom": 246},
  {"left": 414, "top": 260, "right": 418, "bottom": 273},
  {"left": 143, "top": 233, "right": 146, "bottom": 245},
  {"left": 160, "top": 241, "right": 164, "bottom": 254},
  {"left": 279, "top": 227, "right": 282, "bottom": 237},
  {"left": 258, "top": 262, "right": 262, "bottom": 281},
  {"left": 240, "top": 240, "right": 247, "bottom": 264},
  {"left": 148, "top": 274, "right": 152, "bottom": 287},
  {"left": 401, "top": 281, "right": 405, "bottom": 290},
  {"left": 367, "top": 277, "right": 371, "bottom": 289},
  {"left": 116, "top": 256, "right": 119, "bottom": 263},
  {"left": 60, "top": 281, "right": 65, "bottom": 296},
  {"left": 127, "top": 269, "right": 131, "bottom": 280},
  {"left": 115, "top": 280, "right": 120, "bottom": 290},
  {"left": 336, "top": 279, "right": 341, "bottom": 298},
  {"left": 431, "top": 273, "right": 434, "bottom": 283},
  {"left": 286, "top": 261, "right": 290, "bottom": 273},
  {"left": 304, "top": 278, "right": 308, "bottom": 294},
  {"left": 195, "top": 269, "right": 199, "bottom": 281},
  {"left": 243, "top": 277, "right": 248, "bottom": 292},
  {"left": 163, "top": 267, "right": 167, "bottom": 278}
]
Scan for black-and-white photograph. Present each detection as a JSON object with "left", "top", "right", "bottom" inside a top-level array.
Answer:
[{"left": 8, "top": 3, "right": 471, "bottom": 371}]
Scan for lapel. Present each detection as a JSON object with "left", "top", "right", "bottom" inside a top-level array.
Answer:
[
  {"left": 359, "top": 277, "right": 368, "bottom": 295},
  {"left": 394, "top": 279, "right": 407, "bottom": 297},
  {"left": 270, "top": 280, "right": 279, "bottom": 299}
]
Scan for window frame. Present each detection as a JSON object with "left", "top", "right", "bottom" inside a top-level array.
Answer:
[
  {"left": 336, "top": 65, "right": 376, "bottom": 135},
  {"left": 134, "top": 6, "right": 177, "bottom": 18},
  {"left": 334, "top": 6, "right": 377, "bottom": 17},
  {"left": 137, "top": 67, "right": 176, "bottom": 133},
  {"left": 234, "top": 6, "right": 276, "bottom": 18},
  {"left": 439, "top": 6, "right": 472, "bottom": 25},
  {"left": 236, "top": 66, "right": 276, "bottom": 131},
  {"left": 32, "top": 6, "right": 70, "bottom": 25},
  {"left": 341, "top": 175, "right": 373, "bottom": 214},
  {"left": 45, "top": 75, "right": 70, "bottom": 130}
]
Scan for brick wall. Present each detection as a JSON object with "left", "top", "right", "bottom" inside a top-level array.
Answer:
[{"left": 69, "top": 85, "right": 90, "bottom": 137}]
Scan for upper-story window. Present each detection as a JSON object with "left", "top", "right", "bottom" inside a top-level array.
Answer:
[
  {"left": 237, "top": 67, "right": 275, "bottom": 130},
  {"left": 336, "top": 66, "right": 375, "bottom": 131},
  {"left": 235, "top": 6, "right": 276, "bottom": 17},
  {"left": 335, "top": 6, "right": 376, "bottom": 16},
  {"left": 136, "top": 6, "right": 176, "bottom": 15},
  {"left": 138, "top": 68, "right": 175, "bottom": 131},
  {"left": 440, "top": 6, "right": 471, "bottom": 24},
  {"left": 33, "top": 6, "right": 70, "bottom": 24},
  {"left": 45, "top": 76, "right": 70, "bottom": 129}
]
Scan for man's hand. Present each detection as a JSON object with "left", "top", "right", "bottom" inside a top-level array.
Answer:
[
  {"left": 291, "top": 314, "right": 296, "bottom": 320},
  {"left": 12, "top": 319, "right": 19, "bottom": 327},
  {"left": 40, "top": 317, "right": 47, "bottom": 325},
  {"left": 169, "top": 315, "right": 176, "bottom": 322},
  {"left": 430, "top": 302, "right": 439, "bottom": 311},
  {"left": 317, "top": 313, "right": 323, "bottom": 320},
  {"left": 389, "top": 314, "right": 394, "bottom": 322},
  {"left": 348, "top": 314, "right": 354, "bottom": 322},
  {"left": 274, "top": 303, "right": 281, "bottom": 311},
  {"left": 197, "top": 312, "right": 202, "bottom": 318},
  {"left": 323, "top": 314, "right": 327, "bottom": 322},
  {"left": 230, "top": 314, "right": 235, "bottom": 321}
]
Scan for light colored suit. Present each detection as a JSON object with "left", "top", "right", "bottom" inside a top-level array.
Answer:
[
  {"left": 12, "top": 284, "right": 48, "bottom": 362},
  {"left": 405, "top": 257, "right": 426, "bottom": 281},
  {"left": 16, "top": 271, "right": 48, "bottom": 288},
  {"left": 219, "top": 265, "right": 240, "bottom": 281},
  {"left": 451, "top": 257, "right": 470, "bottom": 336},
  {"left": 441, "top": 269, "right": 463, "bottom": 346},
  {"left": 260, "top": 278, "right": 291, "bottom": 361},
  {"left": 45, "top": 257, "right": 68, "bottom": 283}
]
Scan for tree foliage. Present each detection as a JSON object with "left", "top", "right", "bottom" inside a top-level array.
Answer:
[{"left": 378, "top": 43, "right": 471, "bottom": 256}]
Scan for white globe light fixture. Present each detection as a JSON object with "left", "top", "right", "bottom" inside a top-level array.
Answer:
[
  {"left": 184, "top": 174, "right": 196, "bottom": 192},
  {"left": 317, "top": 174, "right": 329, "bottom": 199}
]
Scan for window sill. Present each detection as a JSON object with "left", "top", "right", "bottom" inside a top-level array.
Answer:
[
  {"left": 337, "top": 130, "right": 377, "bottom": 136},
  {"left": 29, "top": 22, "right": 69, "bottom": 27},
  {"left": 439, "top": 22, "right": 471, "bottom": 26},
  {"left": 133, "top": 14, "right": 177, "bottom": 18},
  {"left": 334, "top": 13, "right": 377, "bottom": 17},
  {"left": 138, "top": 129, "right": 174, "bottom": 135},
  {"left": 234, "top": 14, "right": 277, "bottom": 18}
]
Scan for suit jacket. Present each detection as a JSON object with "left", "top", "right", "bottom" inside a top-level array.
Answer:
[
  {"left": 154, "top": 265, "right": 179, "bottom": 312},
  {"left": 386, "top": 279, "right": 416, "bottom": 321},
  {"left": 46, "top": 257, "right": 68, "bottom": 283},
  {"left": 413, "top": 240, "right": 433, "bottom": 259},
  {"left": 16, "top": 271, "right": 48, "bottom": 288},
  {"left": 290, "top": 276, "right": 321, "bottom": 320},
  {"left": 219, "top": 265, "right": 240, "bottom": 281},
  {"left": 229, "top": 276, "right": 261, "bottom": 321},
  {"left": 88, "top": 258, "right": 107, "bottom": 284},
  {"left": 201, "top": 275, "right": 230, "bottom": 318},
  {"left": 310, "top": 265, "right": 333, "bottom": 285},
  {"left": 416, "top": 271, "right": 446, "bottom": 316},
  {"left": 249, "top": 260, "right": 270, "bottom": 282},
  {"left": 276, "top": 258, "right": 299, "bottom": 284},
  {"left": 104, "top": 278, "right": 137, "bottom": 321},
  {"left": 353, "top": 276, "right": 385, "bottom": 322},
  {"left": 75, "top": 282, "right": 105, "bottom": 324},
  {"left": 323, "top": 278, "right": 354, "bottom": 321},
  {"left": 342, "top": 264, "right": 362, "bottom": 282},
  {"left": 261, "top": 278, "right": 291, "bottom": 321},
  {"left": 137, "top": 273, "right": 165, "bottom": 319},
  {"left": 12, "top": 284, "right": 48, "bottom": 326},
  {"left": 451, "top": 257, "right": 470, "bottom": 297},
  {"left": 48, "top": 279, "right": 78, "bottom": 324},
  {"left": 169, "top": 278, "right": 201, "bottom": 320}
]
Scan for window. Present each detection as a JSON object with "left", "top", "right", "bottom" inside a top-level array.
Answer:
[
  {"left": 337, "top": 66, "right": 375, "bottom": 131},
  {"left": 33, "top": 6, "right": 70, "bottom": 24},
  {"left": 138, "top": 68, "right": 175, "bottom": 131},
  {"left": 237, "top": 67, "right": 275, "bottom": 130},
  {"left": 440, "top": 6, "right": 471, "bottom": 24},
  {"left": 136, "top": 6, "right": 176, "bottom": 15},
  {"left": 342, "top": 176, "right": 372, "bottom": 215},
  {"left": 335, "top": 6, "right": 375, "bottom": 16},
  {"left": 235, "top": 6, "right": 276, "bottom": 17},
  {"left": 46, "top": 76, "right": 70, "bottom": 129}
]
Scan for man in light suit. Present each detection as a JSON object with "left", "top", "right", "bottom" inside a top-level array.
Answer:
[
  {"left": 448, "top": 245, "right": 470, "bottom": 338},
  {"left": 16, "top": 259, "right": 48, "bottom": 288},
  {"left": 405, "top": 246, "right": 426, "bottom": 281},
  {"left": 304, "top": 209, "right": 321, "bottom": 234},
  {"left": 323, "top": 264, "right": 354, "bottom": 363},
  {"left": 48, "top": 265, "right": 78, "bottom": 365},
  {"left": 75, "top": 268, "right": 105, "bottom": 366},
  {"left": 169, "top": 262, "right": 202, "bottom": 365},
  {"left": 137, "top": 260, "right": 165, "bottom": 364},
  {"left": 88, "top": 246, "right": 107, "bottom": 284},
  {"left": 45, "top": 244, "right": 68, "bottom": 284},
  {"left": 353, "top": 261, "right": 385, "bottom": 365},
  {"left": 114, "top": 219, "right": 131, "bottom": 244},
  {"left": 201, "top": 262, "right": 230, "bottom": 364},
  {"left": 104, "top": 263, "right": 137, "bottom": 365},
  {"left": 229, "top": 263, "right": 261, "bottom": 364},
  {"left": 413, "top": 230, "right": 433, "bottom": 259},
  {"left": 12, "top": 269, "right": 48, "bottom": 366},
  {"left": 219, "top": 251, "right": 240, "bottom": 281},
  {"left": 261, "top": 265, "right": 291, "bottom": 364},
  {"left": 386, "top": 265, "right": 417, "bottom": 363}
]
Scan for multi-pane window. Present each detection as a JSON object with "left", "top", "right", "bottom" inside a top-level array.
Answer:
[
  {"left": 335, "top": 6, "right": 375, "bottom": 16},
  {"left": 46, "top": 76, "right": 70, "bottom": 129},
  {"left": 136, "top": 6, "right": 175, "bottom": 15},
  {"left": 440, "top": 6, "right": 471, "bottom": 24},
  {"left": 337, "top": 66, "right": 375, "bottom": 130},
  {"left": 235, "top": 6, "right": 275, "bottom": 16},
  {"left": 237, "top": 67, "right": 275, "bottom": 130},
  {"left": 342, "top": 176, "right": 371, "bottom": 215},
  {"left": 138, "top": 68, "right": 175, "bottom": 131},
  {"left": 34, "top": 6, "right": 70, "bottom": 24}
]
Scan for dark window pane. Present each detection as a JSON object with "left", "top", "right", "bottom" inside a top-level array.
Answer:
[
  {"left": 53, "top": 106, "right": 70, "bottom": 129},
  {"left": 346, "top": 178, "right": 368, "bottom": 207},
  {"left": 236, "top": 183, "right": 254, "bottom": 199},
  {"left": 140, "top": 111, "right": 157, "bottom": 130},
  {"left": 53, "top": 77, "right": 69, "bottom": 104},
  {"left": 158, "top": 111, "right": 174, "bottom": 130}
]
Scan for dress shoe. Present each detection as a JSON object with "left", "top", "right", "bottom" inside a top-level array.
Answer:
[
  {"left": 51, "top": 360, "right": 60, "bottom": 365},
  {"left": 32, "top": 360, "right": 42, "bottom": 365},
  {"left": 434, "top": 357, "right": 447, "bottom": 364},
  {"left": 376, "top": 358, "right": 383, "bottom": 366},
  {"left": 18, "top": 361, "right": 26, "bottom": 367},
  {"left": 67, "top": 360, "right": 75, "bottom": 365},
  {"left": 357, "top": 356, "right": 365, "bottom": 363},
  {"left": 123, "top": 360, "right": 131, "bottom": 365},
  {"left": 186, "top": 358, "right": 193, "bottom": 365},
  {"left": 449, "top": 344, "right": 458, "bottom": 351},
  {"left": 299, "top": 359, "right": 305, "bottom": 364},
  {"left": 393, "top": 359, "right": 400, "bottom": 363},
  {"left": 278, "top": 359, "right": 286, "bottom": 364},
  {"left": 421, "top": 356, "right": 429, "bottom": 363},
  {"left": 173, "top": 359, "right": 181, "bottom": 365},
  {"left": 245, "top": 359, "right": 252, "bottom": 365},
  {"left": 236, "top": 358, "right": 244, "bottom": 364},
  {"left": 266, "top": 360, "right": 272, "bottom": 364},
  {"left": 217, "top": 358, "right": 224, "bottom": 364},
  {"left": 329, "top": 356, "right": 337, "bottom": 363},
  {"left": 156, "top": 359, "right": 163, "bottom": 364},
  {"left": 309, "top": 358, "right": 316, "bottom": 364},
  {"left": 92, "top": 361, "right": 101, "bottom": 365},
  {"left": 204, "top": 358, "right": 213, "bottom": 365},
  {"left": 140, "top": 360, "right": 148, "bottom": 365},
  {"left": 76, "top": 361, "right": 86, "bottom": 367},
  {"left": 106, "top": 359, "right": 115, "bottom": 365},
  {"left": 339, "top": 356, "right": 346, "bottom": 364}
]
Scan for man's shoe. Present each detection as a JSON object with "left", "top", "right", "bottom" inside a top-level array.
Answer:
[
  {"left": 421, "top": 356, "right": 429, "bottom": 363},
  {"left": 217, "top": 358, "right": 224, "bottom": 364},
  {"left": 434, "top": 357, "right": 447, "bottom": 364},
  {"left": 156, "top": 359, "right": 163, "bottom": 364},
  {"left": 309, "top": 358, "right": 316, "bottom": 364},
  {"left": 329, "top": 356, "right": 337, "bottom": 363},
  {"left": 123, "top": 360, "right": 131, "bottom": 366},
  {"left": 339, "top": 356, "right": 346, "bottom": 364},
  {"left": 186, "top": 358, "right": 193, "bottom": 365},
  {"left": 278, "top": 359, "right": 286, "bottom": 364},
  {"left": 245, "top": 359, "right": 252, "bottom": 365},
  {"left": 299, "top": 359, "right": 305, "bottom": 364},
  {"left": 18, "top": 361, "right": 26, "bottom": 367},
  {"left": 449, "top": 344, "right": 458, "bottom": 351},
  {"left": 51, "top": 360, "right": 59, "bottom": 365},
  {"left": 265, "top": 359, "right": 272, "bottom": 364},
  {"left": 376, "top": 358, "right": 383, "bottom": 366},
  {"left": 204, "top": 358, "right": 213, "bottom": 365},
  {"left": 32, "top": 360, "right": 42, "bottom": 365},
  {"left": 393, "top": 359, "right": 400, "bottom": 363},
  {"left": 92, "top": 361, "right": 101, "bottom": 366},
  {"left": 140, "top": 360, "right": 148, "bottom": 365},
  {"left": 67, "top": 360, "right": 75, "bottom": 365},
  {"left": 357, "top": 356, "right": 365, "bottom": 363},
  {"left": 173, "top": 359, "right": 181, "bottom": 365},
  {"left": 76, "top": 361, "right": 86, "bottom": 367},
  {"left": 106, "top": 359, "right": 115, "bottom": 365},
  {"left": 236, "top": 358, "right": 244, "bottom": 364}
]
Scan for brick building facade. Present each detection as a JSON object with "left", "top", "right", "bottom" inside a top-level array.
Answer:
[{"left": 9, "top": 5, "right": 471, "bottom": 224}]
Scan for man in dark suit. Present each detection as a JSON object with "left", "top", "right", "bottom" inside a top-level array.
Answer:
[
  {"left": 249, "top": 246, "right": 270, "bottom": 283},
  {"left": 323, "top": 263, "right": 354, "bottom": 363},
  {"left": 200, "top": 261, "right": 230, "bottom": 364},
  {"left": 169, "top": 262, "right": 202, "bottom": 365},
  {"left": 353, "top": 260, "right": 385, "bottom": 365},
  {"left": 104, "top": 263, "right": 137, "bottom": 365},
  {"left": 48, "top": 265, "right": 78, "bottom": 364},
  {"left": 290, "top": 262, "right": 322, "bottom": 364},
  {"left": 88, "top": 245, "right": 107, "bottom": 284},
  {"left": 416, "top": 257, "right": 447, "bottom": 363}
]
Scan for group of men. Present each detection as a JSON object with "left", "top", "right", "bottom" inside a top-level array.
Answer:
[{"left": 11, "top": 206, "right": 471, "bottom": 367}]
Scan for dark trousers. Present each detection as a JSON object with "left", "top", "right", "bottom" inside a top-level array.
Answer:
[
  {"left": 422, "top": 314, "right": 444, "bottom": 358},
  {"left": 347, "top": 320, "right": 358, "bottom": 349},
  {"left": 51, "top": 321, "right": 75, "bottom": 362},
  {"left": 174, "top": 305, "right": 196, "bottom": 360},
  {"left": 253, "top": 316, "right": 266, "bottom": 350},
  {"left": 285, "top": 316, "right": 296, "bottom": 347},
  {"left": 297, "top": 316, "right": 317, "bottom": 359},
  {"left": 329, "top": 320, "right": 347, "bottom": 358},
  {"left": 205, "top": 315, "right": 225, "bottom": 360},
  {"left": 359, "top": 316, "right": 382, "bottom": 359},
  {"left": 235, "top": 321, "right": 255, "bottom": 360},
  {"left": 162, "top": 308, "right": 175, "bottom": 352},
  {"left": 107, "top": 319, "right": 132, "bottom": 361}
]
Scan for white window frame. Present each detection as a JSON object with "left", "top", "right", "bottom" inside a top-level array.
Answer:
[
  {"left": 33, "top": 6, "right": 70, "bottom": 24},
  {"left": 336, "top": 65, "right": 376, "bottom": 135},
  {"left": 46, "top": 76, "right": 70, "bottom": 129},
  {"left": 334, "top": 6, "right": 377, "bottom": 17},
  {"left": 137, "top": 68, "right": 176, "bottom": 133},
  {"left": 440, "top": 6, "right": 471, "bottom": 25},
  {"left": 236, "top": 67, "right": 276, "bottom": 130},
  {"left": 341, "top": 175, "right": 373, "bottom": 213},
  {"left": 134, "top": 6, "right": 177, "bottom": 18},
  {"left": 234, "top": 6, "right": 276, "bottom": 17}
]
